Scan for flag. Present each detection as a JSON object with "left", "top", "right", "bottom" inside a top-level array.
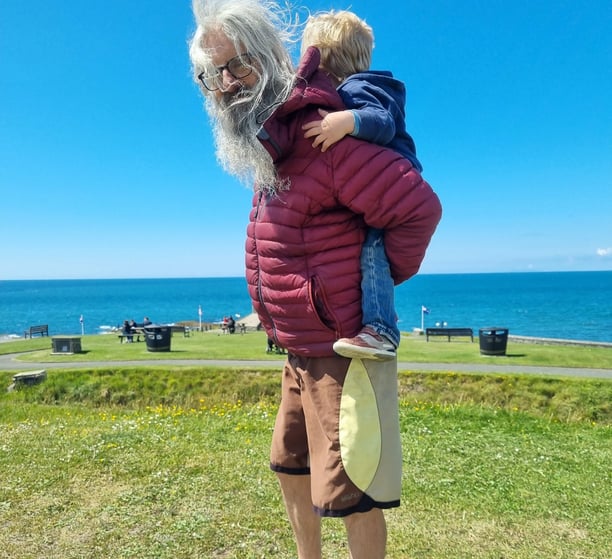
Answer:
[
  {"left": 421, "top": 306, "right": 430, "bottom": 314},
  {"left": 79, "top": 314, "right": 84, "bottom": 323},
  {"left": 198, "top": 305, "right": 202, "bottom": 317}
]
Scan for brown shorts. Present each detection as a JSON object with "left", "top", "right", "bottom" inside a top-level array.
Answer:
[{"left": 270, "top": 354, "right": 402, "bottom": 517}]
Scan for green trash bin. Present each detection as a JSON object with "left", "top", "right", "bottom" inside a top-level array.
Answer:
[
  {"left": 144, "top": 325, "right": 172, "bottom": 352},
  {"left": 479, "top": 327, "right": 509, "bottom": 356}
]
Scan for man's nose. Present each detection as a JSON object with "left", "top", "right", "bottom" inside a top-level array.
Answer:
[{"left": 219, "top": 68, "right": 240, "bottom": 92}]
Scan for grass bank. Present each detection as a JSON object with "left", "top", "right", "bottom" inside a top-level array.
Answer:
[{"left": 1, "top": 367, "right": 610, "bottom": 424}]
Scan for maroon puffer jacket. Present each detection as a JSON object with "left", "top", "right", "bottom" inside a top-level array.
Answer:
[{"left": 246, "top": 47, "right": 442, "bottom": 356}]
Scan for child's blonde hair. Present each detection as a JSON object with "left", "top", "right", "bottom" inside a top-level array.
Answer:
[{"left": 301, "top": 10, "right": 373, "bottom": 82}]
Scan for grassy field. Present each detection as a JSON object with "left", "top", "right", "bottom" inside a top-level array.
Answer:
[
  {"left": 2, "top": 328, "right": 612, "bottom": 369},
  {"left": 1, "top": 332, "right": 611, "bottom": 558}
]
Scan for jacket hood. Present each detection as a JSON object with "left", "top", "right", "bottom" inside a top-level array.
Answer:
[
  {"left": 257, "top": 46, "right": 345, "bottom": 162},
  {"left": 277, "top": 46, "right": 344, "bottom": 117},
  {"left": 344, "top": 70, "right": 406, "bottom": 107}
]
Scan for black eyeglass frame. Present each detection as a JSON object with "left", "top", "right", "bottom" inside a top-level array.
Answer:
[{"left": 198, "top": 53, "right": 254, "bottom": 91}]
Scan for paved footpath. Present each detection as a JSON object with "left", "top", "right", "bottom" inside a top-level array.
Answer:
[{"left": 1, "top": 352, "right": 611, "bottom": 380}]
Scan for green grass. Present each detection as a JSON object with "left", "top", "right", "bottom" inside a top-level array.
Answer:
[
  {"left": 0, "top": 330, "right": 289, "bottom": 362},
  {"left": 2, "top": 329, "right": 611, "bottom": 369},
  {"left": 1, "top": 334, "right": 611, "bottom": 558},
  {"left": 1, "top": 368, "right": 610, "bottom": 424},
  {"left": 0, "top": 389, "right": 609, "bottom": 558}
]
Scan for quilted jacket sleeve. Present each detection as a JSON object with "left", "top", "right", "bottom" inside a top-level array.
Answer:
[{"left": 329, "top": 136, "right": 442, "bottom": 284}]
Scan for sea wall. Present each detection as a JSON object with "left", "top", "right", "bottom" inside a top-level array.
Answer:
[{"left": 508, "top": 335, "right": 612, "bottom": 349}]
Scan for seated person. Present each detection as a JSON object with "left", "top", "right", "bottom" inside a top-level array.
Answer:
[
  {"left": 266, "top": 337, "right": 275, "bottom": 353},
  {"left": 121, "top": 320, "right": 133, "bottom": 342}
]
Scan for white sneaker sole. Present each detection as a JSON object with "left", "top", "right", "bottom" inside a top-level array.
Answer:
[{"left": 332, "top": 340, "right": 396, "bottom": 361}]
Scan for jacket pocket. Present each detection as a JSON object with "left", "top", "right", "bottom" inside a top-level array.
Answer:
[{"left": 308, "top": 275, "right": 338, "bottom": 335}]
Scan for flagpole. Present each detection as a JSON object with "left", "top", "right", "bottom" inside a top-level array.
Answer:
[
  {"left": 80, "top": 315, "right": 84, "bottom": 336},
  {"left": 420, "top": 306, "right": 430, "bottom": 333},
  {"left": 198, "top": 305, "right": 202, "bottom": 332}
]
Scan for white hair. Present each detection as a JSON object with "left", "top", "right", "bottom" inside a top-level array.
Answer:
[{"left": 189, "top": 0, "right": 298, "bottom": 192}]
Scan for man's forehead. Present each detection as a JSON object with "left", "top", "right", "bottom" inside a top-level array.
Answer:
[{"left": 203, "top": 29, "right": 241, "bottom": 63}]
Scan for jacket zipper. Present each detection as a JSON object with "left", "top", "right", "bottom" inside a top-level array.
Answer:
[{"left": 253, "top": 192, "right": 281, "bottom": 347}]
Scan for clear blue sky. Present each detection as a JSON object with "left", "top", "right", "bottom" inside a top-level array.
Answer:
[{"left": 2, "top": 0, "right": 611, "bottom": 280}]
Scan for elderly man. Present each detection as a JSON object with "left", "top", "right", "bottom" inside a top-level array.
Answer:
[{"left": 189, "top": 1, "right": 442, "bottom": 557}]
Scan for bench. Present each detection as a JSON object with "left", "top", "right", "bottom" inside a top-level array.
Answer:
[
  {"left": 118, "top": 328, "right": 144, "bottom": 343},
  {"left": 426, "top": 327, "right": 474, "bottom": 342},
  {"left": 24, "top": 325, "right": 49, "bottom": 338},
  {"left": 170, "top": 325, "right": 190, "bottom": 337},
  {"left": 118, "top": 334, "right": 144, "bottom": 343}
]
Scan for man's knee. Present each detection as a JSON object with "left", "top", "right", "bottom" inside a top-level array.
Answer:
[{"left": 343, "top": 508, "right": 387, "bottom": 559}]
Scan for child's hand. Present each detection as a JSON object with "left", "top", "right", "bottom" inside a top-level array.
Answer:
[{"left": 303, "top": 109, "right": 355, "bottom": 152}]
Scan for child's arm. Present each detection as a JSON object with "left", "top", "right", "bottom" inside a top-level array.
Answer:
[{"left": 302, "top": 108, "right": 356, "bottom": 152}]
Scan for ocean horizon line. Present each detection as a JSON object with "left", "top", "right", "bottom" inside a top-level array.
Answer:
[{"left": 3, "top": 269, "right": 611, "bottom": 282}]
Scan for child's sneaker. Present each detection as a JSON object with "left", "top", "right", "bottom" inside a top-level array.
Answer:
[{"left": 333, "top": 327, "right": 396, "bottom": 361}]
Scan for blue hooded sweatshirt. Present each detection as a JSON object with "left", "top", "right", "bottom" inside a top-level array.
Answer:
[{"left": 338, "top": 70, "right": 423, "bottom": 172}]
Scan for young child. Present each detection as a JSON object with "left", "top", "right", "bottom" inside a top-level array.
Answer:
[{"left": 302, "top": 10, "right": 423, "bottom": 361}]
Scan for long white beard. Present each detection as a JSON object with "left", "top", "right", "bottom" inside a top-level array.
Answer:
[{"left": 206, "top": 89, "right": 283, "bottom": 194}]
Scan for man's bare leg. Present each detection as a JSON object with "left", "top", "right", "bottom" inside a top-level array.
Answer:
[
  {"left": 344, "top": 508, "right": 387, "bottom": 559},
  {"left": 277, "top": 473, "right": 322, "bottom": 559}
]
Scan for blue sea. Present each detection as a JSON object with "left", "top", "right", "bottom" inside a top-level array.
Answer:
[{"left": 1, "top": 272, "right": 611, "bottom": 343}]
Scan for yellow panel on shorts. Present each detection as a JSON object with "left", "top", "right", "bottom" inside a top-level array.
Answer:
[{"left": 338, "top": 358, "right": 381, "bottom": 491}]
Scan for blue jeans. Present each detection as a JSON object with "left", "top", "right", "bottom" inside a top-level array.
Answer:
[{"left": 360, "top": 228, "right": 399, "bottom": 347}]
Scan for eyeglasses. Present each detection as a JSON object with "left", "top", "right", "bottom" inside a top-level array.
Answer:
[{"left": 198, "top": 53, "right": 254, "bottom": 91}]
